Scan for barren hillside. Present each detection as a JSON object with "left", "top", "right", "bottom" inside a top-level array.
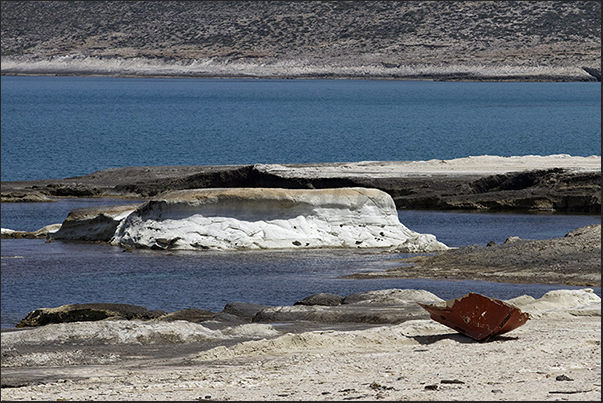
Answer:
[{"left": 1, "top": 1, "right": 601, "bottom": 80}]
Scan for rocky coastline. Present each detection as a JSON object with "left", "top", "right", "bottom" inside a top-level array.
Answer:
[
  {"left": 2, "top": 1, "right": 601, "bottom": 398},
  {"left": 2, "top": 156, "right": 600, "bottom": 287},
  {"left": 2, "top": 156, "right": 601, "bottom": 214},
  {"left": 2, "top": 156, "right": 601, "bottom": 400},
  {"left": 2, "top": 56, "right": 600, "bottom": 82}
]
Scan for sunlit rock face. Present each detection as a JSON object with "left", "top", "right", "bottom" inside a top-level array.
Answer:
[
  {"left": 110, "top": 187, "right": 448, "bottom": 252},
  {"left": 52, "top": 205, "right": 140, "bottom": 242}
]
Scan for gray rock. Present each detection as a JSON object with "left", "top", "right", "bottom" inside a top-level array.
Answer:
[
  {"left": 252, "top": 303, "right": 429, "bottom": 324},
  {"left": 294, "top": 293, "right": 343, "bottom": 306},
  {"left": 1, "top": 224, "right": 61, "bottom": 239},
  {"left": 16, "top": 303, "right": 167, "bottom": 327},
  {"left": 220, "top": 302, "right": 271, "bottom": 321},
  {"left": 51, "top": 204, "right": 140, "bottom": 242},
  {"left": 156, "top": 308, "right": 218, "bottom": 323},
  {"left": 342, "top": 289, "right": 444, "bottom": 305}
]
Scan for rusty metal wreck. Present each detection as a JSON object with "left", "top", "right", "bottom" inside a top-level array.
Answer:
[{"left": 417, "top": 292, "right": 531, "bottom": 342}]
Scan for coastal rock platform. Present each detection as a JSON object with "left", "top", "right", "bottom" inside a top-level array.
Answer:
[
  {"left": 347, "top": 224, "right": 602, "bottom": 287},
  {"left": 2, "top": 155, "right": 601, "bottom": 213}
]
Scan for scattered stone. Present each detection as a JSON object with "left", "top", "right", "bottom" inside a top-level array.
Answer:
[
  {"left": 441, "top": 379, "right": 465, "bottom": 384},
  {"left": 369, "top": 382, "right": 394, "bottom": 391},
  {"left": 555, "top": 374, "right": 574, "bottom": 381}
]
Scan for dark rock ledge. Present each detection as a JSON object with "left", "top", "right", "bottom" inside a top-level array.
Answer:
[{"left": 2, "top": 163, "right": 600, "bottom": 214}]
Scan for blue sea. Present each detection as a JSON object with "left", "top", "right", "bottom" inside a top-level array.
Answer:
[
  {"left": 1, "top": 76, "right": 600, "bottom": 181},
  {"left": 1, "top": 76, "right": 601, "bottom": 329}
]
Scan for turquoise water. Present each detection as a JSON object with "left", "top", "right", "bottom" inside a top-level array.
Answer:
[{"left": 1, "top": 76, "right": 600, "bottom": 181}]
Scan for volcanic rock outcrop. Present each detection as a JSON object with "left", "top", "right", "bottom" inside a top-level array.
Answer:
[{"left": 109, "top": 187, "right": 448, "bottom": 252}]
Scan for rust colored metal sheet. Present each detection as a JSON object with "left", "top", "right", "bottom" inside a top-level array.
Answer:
[{"left": 417, "top": 292, "right": 531, "bottom": 342}]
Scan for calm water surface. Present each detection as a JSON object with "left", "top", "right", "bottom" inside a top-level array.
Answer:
[{"left": 1, "top": 77, "right": 600, "bottom": 181}]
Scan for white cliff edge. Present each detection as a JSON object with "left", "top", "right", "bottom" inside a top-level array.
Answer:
[{"left": 109, "top": 187, "right": 448, "bottom": 252}]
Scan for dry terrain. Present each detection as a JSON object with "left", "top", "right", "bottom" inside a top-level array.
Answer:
[
  {"left": 1, "top": 1, "right": 600, "bottom": 80},
  {"left": 2, "top": 289, "right": 601, "bottom": 401}
]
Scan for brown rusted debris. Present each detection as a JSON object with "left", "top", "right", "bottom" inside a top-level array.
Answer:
[{"left": 417, "top": 292, "right": 531, "bottom": 342}]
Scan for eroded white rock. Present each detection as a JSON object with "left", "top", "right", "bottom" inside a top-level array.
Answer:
[
  {"left": 110, "top": 187, "right": 448, "bottom": 252},
  {"left": 505, "top": 288, "right": 601, "bottom": 318}
]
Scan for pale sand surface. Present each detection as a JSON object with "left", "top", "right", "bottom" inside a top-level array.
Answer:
[{"left": 2, "top": 290, "right": 600, "bottom": 401}]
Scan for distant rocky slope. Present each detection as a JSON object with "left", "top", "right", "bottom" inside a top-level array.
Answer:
[{"left": 1, "top": 1, "right": 600, "bottom": 80}]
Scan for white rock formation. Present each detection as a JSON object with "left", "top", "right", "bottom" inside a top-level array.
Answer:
[
  {"left": 110, "top": 187, "right": 448, "bottom": 252},
  {"left": 505, "top": 288, "right": 601, "bottom": 319}
]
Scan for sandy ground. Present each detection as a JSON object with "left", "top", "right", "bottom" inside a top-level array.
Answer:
[{"left": 1, "top": 290, "right": 600, "bottom": 401}]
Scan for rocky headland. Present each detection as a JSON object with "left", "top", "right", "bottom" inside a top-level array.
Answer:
[
  {"left": 1, "top": 1, "right": 600, "bottom": 81},
  {"left": 347, "top": 224, "right": 602, "bottom": 287}
]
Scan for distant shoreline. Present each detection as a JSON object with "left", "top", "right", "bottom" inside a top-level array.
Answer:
[
  {"left": 1, "top": 57, "right": 600, "bottom": 82},
  {"left": 3, "top": 72, "right": 597, "bottom": 82}
]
